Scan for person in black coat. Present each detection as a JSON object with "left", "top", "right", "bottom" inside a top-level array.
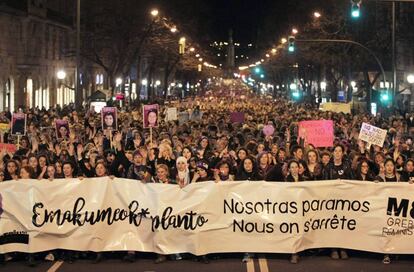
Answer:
[{"left": 235, "top": 156, "right": 261, "bottom": 181}]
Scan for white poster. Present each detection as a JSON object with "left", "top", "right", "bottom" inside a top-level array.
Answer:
[
  {"left": 166, "top": 107, "right": 178, "bottom": 121},
  {"left": 1, "top": 179, "right": 414, "bottom": 255},
  {"left": 359, "top": 122, "right": 387, "bottom": 147}
]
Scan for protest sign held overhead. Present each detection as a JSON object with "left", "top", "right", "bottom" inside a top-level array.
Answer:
[
  {"left": 298, "top": 120, "right": 334, "bottom": 147},
  {"left": 166, "top": 107, "right": 178, "bottom": 121},
  {"left": 230, "top": 112, "right": 245, "bottom": 123},
  {"left": 55, "top": 120, "right": 70, "bottom": 139},
  {"left": 143, "top": 104, "right": 159, "bottom": 128},
  {"left": 358, "top": 122, "right": 387, "bottom": 147},
  {"left": 101, "top": 107, "right": 118, "bottom": 130},
  {"left": 11, "top": 113, "right": 26, "bottom": 136}
]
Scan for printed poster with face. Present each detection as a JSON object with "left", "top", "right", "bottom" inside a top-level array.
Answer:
[
  {"left": 55, "top": 120, "right": 70, "bottom": 139},
  {"left": 143, "top": 104, "right": 159, "bottom": 128},
  {"left": 11, "top": 113, "right": 26, "bottom": 135},
  {"left": 101, "top": 107, "right": 118, "bottom": 131}
]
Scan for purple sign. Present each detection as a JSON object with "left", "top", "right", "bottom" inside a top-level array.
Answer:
[{"left": 230, "top": 112, "right": 245, "bottom": 123}]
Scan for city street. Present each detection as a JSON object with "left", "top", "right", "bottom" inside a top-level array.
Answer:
[
  {"left": 1, "top": 1, "right": 414, "bottom": 271},
  {"left": 2, "top": 252, "right": 414, "bottom": 272}
]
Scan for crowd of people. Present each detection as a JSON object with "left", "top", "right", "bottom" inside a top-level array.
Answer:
[{"left": 1, "top": 81, "right": 414, "bottom": 266}]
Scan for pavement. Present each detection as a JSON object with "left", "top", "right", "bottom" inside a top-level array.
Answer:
[{"left": 1, "top": 251, "right": 414, "bottom": 272}]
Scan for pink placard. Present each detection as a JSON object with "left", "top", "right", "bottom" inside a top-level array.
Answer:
[{"left": 298, "top": 120, "right": 334, "bottom": 147}]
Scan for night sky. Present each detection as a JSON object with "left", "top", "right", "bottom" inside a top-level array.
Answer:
[{"left": 159, "top": 0, "right": 322, "bottom": 65}]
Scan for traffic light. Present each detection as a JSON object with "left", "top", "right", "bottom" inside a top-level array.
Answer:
[
  {"left": 380, "top": 93, "right": 390, "bottom": 102},
  {"left": 288, "top": 36, "right": 295, "bottom": 53},
  {"left": 380, "top": 91, "right": 392, "bottom": 106},
  {"left": 351, "top": 0, "right": 362, "bottom": 18}
]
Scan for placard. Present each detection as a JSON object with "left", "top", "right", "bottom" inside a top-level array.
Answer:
[
  {"left": 358, "top": 122, "right": 387, "bottom": 147},
  {"left": 298, "top": 120, "right": 334, "bottom": 147},
  {"left": 230, "top": 112, "right": 245, "bottom": 123},
  {"left": 101, "top": 107, "right": 118, "bottom": 130},
  {"left": 143, "top": 104, "right": 159, "bottom": 128},
  {"left": 166, "top": 107, "right": 178, "bottom": 121},
  {"left": 11, "top": 113, "right": 26, "bottom": 135},
  {"left": 55, "top": 120, "right": 70, "bottom": 139}
]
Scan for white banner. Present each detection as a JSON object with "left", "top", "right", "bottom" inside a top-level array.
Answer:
[
  {"left": 1, "top": 179, "right": 414, "bottom": 255},
  {"left": 359, "top": 122, "right": 387, "bottom": 147}
]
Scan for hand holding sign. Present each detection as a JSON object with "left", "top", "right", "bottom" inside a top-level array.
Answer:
[
  {"left": 358, "top": 123, "right": 387, "bottom": 148},
  {"left": 298, "top": 120, "right": 334, "bottom": 148}
]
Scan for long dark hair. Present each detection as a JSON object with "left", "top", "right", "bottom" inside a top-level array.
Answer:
[
  {"left": 4, "top": 160, "right": 20, "bottom": 181},
  {"left": 356, "top": 159, "right": 374, "bottom": 181}
]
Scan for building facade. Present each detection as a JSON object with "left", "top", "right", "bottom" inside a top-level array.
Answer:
[{"left": 0, "top": 0, "right": 105, "bottom": 111}]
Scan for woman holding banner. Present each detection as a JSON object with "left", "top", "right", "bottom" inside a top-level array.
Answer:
[{"left": 322, "top": 144, "right": 351, "bottom": 260}]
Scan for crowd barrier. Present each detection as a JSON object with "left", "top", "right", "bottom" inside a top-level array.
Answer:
[{"left": 0, "top": 178, "right": 413, "bottom": 255}]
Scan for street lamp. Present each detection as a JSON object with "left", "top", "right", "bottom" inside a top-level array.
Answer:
[
  {"left": 281, "top": 38, "right": 287, "bottom": 44},
  {"left": 57, "top": 70, "right": 66, "bottom": 80},
  {"left": 150, "top": 9, "right": 159, "bottom": 17},
  {"left": 115, "top": 78, "right": 122, "bottom": 86},
  {"left": 170, "top": 26, "right": 177, "bottom": 33},
  {"left": 142, "top": 79, "right": 148, "bottom": 86},
  {"left": 292, "top": 28, "right": 298, "bottom": 35},
  {"left": 407, "top": 74, "right": 414, "bottom": 84},
  {"left": 314, "top": 11, "right": 321, "bottom": 18}
]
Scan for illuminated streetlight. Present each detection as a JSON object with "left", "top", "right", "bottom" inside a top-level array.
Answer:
[
  {"left": 195, "top": 54, "right": 200, "bottom": 57},
  {"left": 265, "top": 54, "right": 270, "bottom": 58},
  {"left": 281, "top": 38, "right": 287, "bottom": 44},
  {"left": 407, "top": 74, "right": 414, "bottom": 84},
  {"left": 141, "top": 79, "right": 148, "bottom": 86},
  {"left": 271, "top": 48, "right": 277, "bottom": 54},
  {"left": 170, "top": 26, "right": 177, "bottom": 33},
  {"left": 155, "top": 80, "right": 161, "bottom": 86},
  {"left": 198, "top": 58, "right": 203, "bottom": 62},
  {"left": 314, "top": 11, "right": 321, "bottom": 18},
  {"left": 292, "top": 28, "right": 298, "bottom": 35},
  {"left": 150, "top": 9, "right": 159, "bottom": 17},
  {"left": 115, "top": 78, "right": 122, "bottom": 86},
  {"left": 190, "top": 47, "right": 195, "bottom": 52},
  {"left": 57, "top": 70, "right": 66, "bottom": 80}
]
